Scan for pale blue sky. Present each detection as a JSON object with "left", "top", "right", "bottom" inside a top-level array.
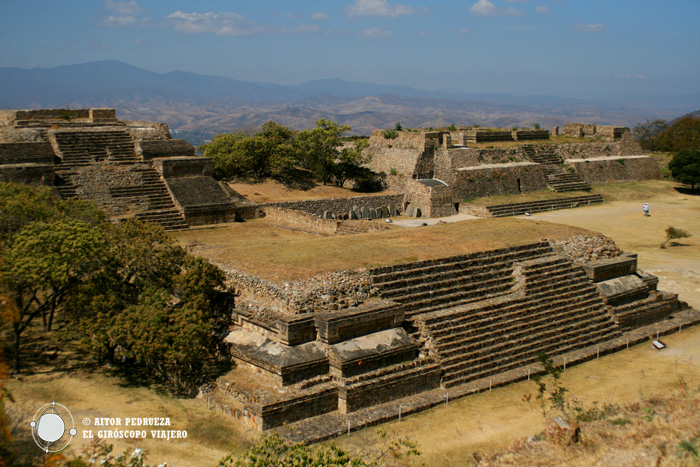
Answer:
[{"left": 1, "top": 0, "right": 698, "bottom": 99}]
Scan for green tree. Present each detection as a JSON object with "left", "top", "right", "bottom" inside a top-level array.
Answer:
[
  {"left": 654, "top": 117, "right": 700, "bottom": 152},
  {"left": 661, "top": 226, "right": 692, "bottom": 248},
  {"left": 202, "top": 121, "right": 296, "bottom": 179},
  {"left": 523, "top": 352, "right": 568, "bottom": 420},
  {"left": 1, "top": 219, "right": 107, "bottom": 372},
  {"left": 632, "top": 119, "right": 668, "bottom": 151},
  {"left": 296, "top": 119, "right": 351, "bottom": 185},
  {"left": 668, "top": 149, "right": 700, "bottom": 192},
  {"left": 332, "top": 139, "right": 371, "bottom": 187},
  {"left": 201, "top": 132, "right": 249, "bottom": 179}
]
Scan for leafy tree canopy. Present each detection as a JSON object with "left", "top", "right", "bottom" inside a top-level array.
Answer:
[{"left": 668, "top": 149, "right": 700, "bottom": 192}]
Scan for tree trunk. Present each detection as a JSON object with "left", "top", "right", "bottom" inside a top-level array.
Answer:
[
  {"left": 12, "top": 323, "right": 21, "bottom": 374},
  {"left": 47, "top": 290, "right": 57, "bottom": 332}
]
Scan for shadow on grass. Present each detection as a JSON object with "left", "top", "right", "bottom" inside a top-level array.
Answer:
[
  {"left": 113, "top": 356, "right": 233, "bottom": 398},
  {"left": 674, "top": 186, "right": 700, "bottom": 196},
  {"left": 272, "top": 167, "right": 318, "bottom": 191}
]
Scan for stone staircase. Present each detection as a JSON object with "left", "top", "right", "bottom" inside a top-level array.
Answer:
[
  {"left": 414, "top": 255, "right": 621, "bottom": 388},
  {"left": 479, "top": 194, "right": 604, "bottom": 217},
  {"left": 131, "top": 168, "right": 188, "bottom": 231},
  {"left": 523, "top": 146, "right": 591, "bottom": 192},
  {"left": 369, "top": 242, "right": 553, "bottom": 319},
  {"left": 54, "top": 130, "right": 138, "bottom": 165}
]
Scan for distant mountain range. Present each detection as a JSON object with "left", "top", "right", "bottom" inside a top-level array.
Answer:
[{"left": 2, "top": 60, "right": 698, "bottom": 142}]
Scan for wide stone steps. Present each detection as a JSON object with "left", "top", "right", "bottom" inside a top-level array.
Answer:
[
  {"left": 436, "top": 297, "right": 607, "bottom": 357},
  {"left": 374, "top": 248, "right": 553, "bottom": 291},
  {"left": 370, "top": 243, "right": 553, "bottom": 284},
  {"left": 441, "top": 323, "right": 616, "bottom": 388},
  {"left": 419, "top": 266, "right": 590, "bottom": 329},
  {"left": 135, "top": 209, "right": 188, "bottom": 231},
  {"left": 480, "top": 194, "right": 604, "bottom": 217},
  {"left": 430, "top": 287, "right": 601, "bottom": 342},
  {"left": 55, "top": 130, "right": 137, "bottom": 163},
  {"left": 379, "top": 268, "right": 514, "bottom": 300},
  {"left": 401, "top": 279, "right": 516, "bottom": 318}
]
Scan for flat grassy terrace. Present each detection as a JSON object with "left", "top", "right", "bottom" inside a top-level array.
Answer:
[{"left": 171, "top": 218, "right": 593, "bottom": 282}]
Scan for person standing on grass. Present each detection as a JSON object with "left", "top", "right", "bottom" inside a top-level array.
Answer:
[{"left": 643, "top": 202, "right": 650, "bottom": 217}]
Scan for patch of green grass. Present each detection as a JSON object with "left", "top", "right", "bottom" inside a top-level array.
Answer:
[{"left": 611, "top": 417, "right": 631, "bottom": 426}]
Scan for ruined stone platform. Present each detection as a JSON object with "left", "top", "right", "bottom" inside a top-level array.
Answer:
[{"left": 268, "top": 307, "right": 700, "bottom": 444}]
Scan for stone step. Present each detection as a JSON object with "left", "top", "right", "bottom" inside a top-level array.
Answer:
[
  {"left": 380, "top": 267, "right": 515, "bottom": 300},
  {"left": 375, "top": 248, "right": 553, "bottom": 291},
  {"left": 436, "top": 299, "right": 609, "bottom": 357},
  {"left": 441, "top": 322, "right": 619, "bottom": 386},
  {"left": 430, "top": 289, "right": 602, "bottom": 341},
  {"left": 370, "top": 243, "right": 552, "bottom": 284},
  {"left": 421, "top": 276, "right": 596, "bottom": 328}
]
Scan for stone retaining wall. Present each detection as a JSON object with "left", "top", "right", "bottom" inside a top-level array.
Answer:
[
  {"left": 455, "top": 162, "right": 548, "bottom": 200},
  {"left": 566, "top": 156, "right": 661, "bottom": 184},
  {"left": 0, "top": 142, "right": 55, "bottom": 164}
]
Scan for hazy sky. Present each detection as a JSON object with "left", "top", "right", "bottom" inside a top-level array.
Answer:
[{"left": 1, "top": 0, "right": 699, "bottom": 99}]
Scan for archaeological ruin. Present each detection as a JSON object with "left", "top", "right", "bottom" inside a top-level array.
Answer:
[
  {"left": 0, "top": 108, "right": 254, "bottom": 229},
  {"left": 1, "top": 108, "right": 696, "bottom": 443}
]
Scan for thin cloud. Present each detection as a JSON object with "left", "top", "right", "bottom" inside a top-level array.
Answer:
[
  {"left": 417, "top": 30, "right": 429, "bottom": 37},
  {"left": 469, "top": 0, "right": 525, "bottom": 17},
  {"left": 458, "top": 28, "right": 473, "bottom": 35},
  {"left": 166, "top": 11, "right": 269, "bottom": 36},
  {"left": 102, "top": 15, "right": 138, "bottom": 27},
  {"left": 506, "top": 0, "right": 529, "bottom": 3},
  {"left": 346, "top": 0, "right": 422, "bottom": 18},
  {"left": 103, "top": 0, "right": 145, "bottom": 16},
  {"left": 312, "top": 12, "right": 330, "bottom": 20},
  {"left": 575, "top": 22, "right": 607, "bottom": 32},
  {"left": 359, "top": 28, "right": 392, "bottom": 39},
  {"left": 535, "top": 6, "right": 550, "bottom": 14}
]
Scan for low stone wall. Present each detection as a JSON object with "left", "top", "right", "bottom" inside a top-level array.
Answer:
[
  {"left": 0, "top": 128, "right": 46, "bottom": 143},
  {"left": 454, "top": 162, "right": 547, "bottom": 200},
  {"left": 138, "top": 140, "right": 195, "bottom": 160},
  {"left": 263, "top": 206, "right": 339, "bottom": 236},
  {"left": 566, "top": 156, "right": 661, "bottom": 184},
  {"left": 513, "top": 130, "right": 550, "bottom": 140},
  {"left": 154, "top": 156, "right": 213, "bottom": 178},
  {"left": 124, "top": 121, "right": 172, "bottom": 141},
  {"left": 0, "top": 108, "right": 117, "bottom": 126},
  {"left": 223, "top": 265, "right": 379, "bottom": 315},
  {"left": 264, "top": 194, "right": 404, "bottom": 218},
  {"left": 582, "top": 254, "right": 638, "bottom": 282}
]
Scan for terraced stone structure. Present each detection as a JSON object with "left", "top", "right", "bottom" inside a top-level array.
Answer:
[
  {"left": 209, "top": 235, "right": 696, "bottom": 442},
  {"left": 366, "top": 126, "right": 660, "bottom": 218},
  {"left": 0, "top": 108, "right": 251, "bottom": 229}
]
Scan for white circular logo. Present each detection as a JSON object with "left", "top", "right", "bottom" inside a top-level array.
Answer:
[{"left": 30, "top": 400, "right": 77, "bottom": 453}]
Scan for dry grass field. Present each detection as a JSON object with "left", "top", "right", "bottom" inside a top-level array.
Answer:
[
  {"left": 7, "top": 180, "right": 699, "bottom": 466},
  {"left": 229, "top": 178, "right": 393, "bottom": 204},
  {"left": 172, "top": 218, "right": 590, "bottom": 282}
]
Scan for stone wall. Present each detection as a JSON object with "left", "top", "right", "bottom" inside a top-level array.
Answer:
[
  {"left": 0, "top": 142, "right": 55, "bottom": 164},
  {"left": 262, "top": 207, "right": 389, "bottom": 236},
  {"left": 0, "top": 164, "right": 55, "bottom": 186},
  {"left": 0, "top": 128, "right": 46, "bottom": 143},
  {"left": 0, "top": 108, "right": 117, "bottom": 126},
  {"left": 154, "top": 156, "right": 214, "bottom": 178},
  {"left": 263, "top": 207, "right": 341, "bottom": 236},
  {"left": 124, "top": 121, "right": 172, "bottom": 141},
  {"left": 138, "top": 139, "right": 195, "bottom": 160},
  {"left": 566, "top": 156, "right": 661, "bottom": 184},
  {"left": 223, "top": 265, "right": 379, "bottom": 315},
  {"left": 264, "top": 194, "right": 404, "bottom": 218},
  {"left": 560, "top": 123, "right": 628, "bottom": 140},
  {"left": 454, "top": 162, "right": 548, "bottom": 200}
]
